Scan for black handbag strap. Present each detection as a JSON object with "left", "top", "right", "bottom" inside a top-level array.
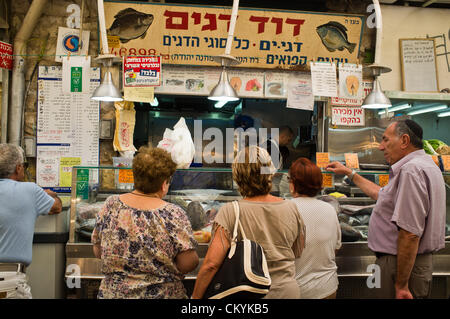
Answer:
[{"left": 229, "top": 201, "right": 247, "bottom": 258}]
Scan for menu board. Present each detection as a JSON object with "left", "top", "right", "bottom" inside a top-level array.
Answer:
[
  {"left": 400, "top": 39, "right": 438, "bottom": 92},
  {"left": 36, "top": 66, "right": 100, "bottom": 190}
]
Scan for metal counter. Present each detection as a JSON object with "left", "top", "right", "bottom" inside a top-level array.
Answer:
[{"left": 65, "top": 241, "right": 450, "bottom": 298}]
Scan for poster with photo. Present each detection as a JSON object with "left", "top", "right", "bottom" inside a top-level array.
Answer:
[
  {"left": 338, "top": 63, "right": 362, "bottom": 99},
  {"left": 264, "top": 71, "right": 287, "bottom": 98}
]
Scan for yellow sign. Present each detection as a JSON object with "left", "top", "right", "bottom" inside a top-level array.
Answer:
[
  {"left": 378, "top": 174, "right": 389, "bottom": 187},
  {"left": 59, "top": 157, "right": 81, "bottom": 187},
  {"left": 104, "top": 2, "right": 364, "bottom": 69},
  {"left": 316, "top": 152, "right": 330, "bottom": 169},
  {"left": 322, "top": 173, "right": 333, "bottom": 188},
  {"left": 107, "top": 35, "right": 121, "bottom": 49},
  {"left": 344, "top": 153, "right": 359, "bottom": 169},
  {"left": 124, "top": 86, "right": 155, "bottom": 103}
]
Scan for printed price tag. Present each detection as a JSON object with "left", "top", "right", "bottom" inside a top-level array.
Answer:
[
  {"left": 316, "top": 152, "right": 330, "bottom": 169},
  {"left": 118, "top": 169, "right": 134, "bottom": 184},
  {"left": 378, "top": 174, "right": 389, "bottom": 187},
  {"left": 322, "top": 173, "right": 333, "bottom": 188},
  {"left": 442, "top": 155, "right": 450, "bottom": 171},
  {"left": 345, "top": 153, "right": 359, "bottom": 169}
]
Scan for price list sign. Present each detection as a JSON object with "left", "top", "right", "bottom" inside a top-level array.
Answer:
[{"left": 36, "top": 66, "right": 100, "bottom": 190}]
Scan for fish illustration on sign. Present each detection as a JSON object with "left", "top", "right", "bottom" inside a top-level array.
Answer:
[
  {"left": 316, "top": 21, "right": 357, "bottom": 53},
  {"left": 108, "top": 8, "right": 154, "bottom": 43}
]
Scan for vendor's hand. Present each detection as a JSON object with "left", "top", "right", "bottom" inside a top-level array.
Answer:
[{"left": 326, "top": 161, "right": 352, "bottom": 176}]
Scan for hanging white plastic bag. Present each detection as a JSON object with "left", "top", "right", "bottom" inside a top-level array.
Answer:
[{"left": 157, "top": 117, "right": 195, "bottom": 169}]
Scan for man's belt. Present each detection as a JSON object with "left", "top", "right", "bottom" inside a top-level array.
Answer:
[{"left": 0, "top": 263, "right": 27, "bottom": 273}]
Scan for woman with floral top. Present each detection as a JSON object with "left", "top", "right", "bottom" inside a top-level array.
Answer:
[{"left": 91, "top": 147, "right": 199, "bottom": 299}]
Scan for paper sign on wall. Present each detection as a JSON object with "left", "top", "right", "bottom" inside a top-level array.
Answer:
[
  {"left": 310, "top": 62, "right": 337, "bottom": 97},
  {"left": 55, "top": 27, "right": 90, "bottom": 63},
  {"left": 59, "top": 157, "right": 81, "bottom": 187},
  {"left": 0, "top": 41, "right": 13, "bottom": 70},
  {"left": 62, "top": 56, "right": 91, "bottom": 93},
  {"left": 338, "top": 63, "right": 362, "bottom": 99},
  {"left": 286, "top": 72, "right": 314, "bottom": 110},
  {"left": 331, "top": 106, "right": 365, "bottom": 126},
  {"left": 123, "top": 56, "right": 161, "bottom": 87}
]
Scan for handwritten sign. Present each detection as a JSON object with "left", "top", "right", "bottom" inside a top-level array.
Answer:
[
  {"left": 400, "top": 39, "right": 438, "bottom": 92},
  {"left": 345, "top": 153, "right": 359, "bottom": 169},
  {"left": 442, "top": 155, "right": 450, "bottom": 172},
  {"left": 378, "top": 174, "right": 389, "bottom": 187},
  {"left": 104, "top": 2, "right": 364, "bottom": 69},
  {"left": 316, "top": 152, "right": 330, "bottom": 169},
  {"left": 310, "top": 62, "right": 338, "bottom": 97},
  {"left": 322, "top": 173, "right": 333, "bottom": 188},
  {"left": 331, "top": 106, "right": 365, "bottom": 126}
]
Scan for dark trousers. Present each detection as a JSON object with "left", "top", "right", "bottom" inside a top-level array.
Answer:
[{"left": 373, "top": 253, "right": 433, "bottom": 299}]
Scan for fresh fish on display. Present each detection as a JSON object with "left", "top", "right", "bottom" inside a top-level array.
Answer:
[
  {"left": 317, "top": 195, "right": 342, "bottom": 214},
  {"left": 186, "top": 201, "right": 208, "bottom": 231},
  {"left": 108, "top": 8, "right": 154, "bottom": 43},
  {"left": 316, "top": 21, "right": 357, "bottom": 53},
  {"left": 340, "top": 204, "right": 375, "bottom": 216},
  {"left": 340, "top": 222, "right": 363, "bottom": 242}
]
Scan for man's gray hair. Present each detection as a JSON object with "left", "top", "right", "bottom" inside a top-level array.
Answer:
[
  {"left": 394, "top": 120, "right": 423, "bottom": 149},
  {"left": 0, "top": 143, "right": 24, "bottom": 178}
]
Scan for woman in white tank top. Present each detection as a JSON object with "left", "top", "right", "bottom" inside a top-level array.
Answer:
[{"left": 288, "top": 158, "right": 342, "bottom": 299}]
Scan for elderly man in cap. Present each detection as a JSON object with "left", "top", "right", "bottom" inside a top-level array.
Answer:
[
  {"left": 0, "top": 143, "right": 62, "bottom": 298},
  {"left": 327, "top": 119, "right": 446, "bottom": 299}
]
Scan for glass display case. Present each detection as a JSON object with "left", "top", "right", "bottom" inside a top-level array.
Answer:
[{"left": 65, "top": 166, "right": 450, "bottom": 298}]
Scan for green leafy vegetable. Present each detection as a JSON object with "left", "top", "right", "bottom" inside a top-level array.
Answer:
[{"left": 423, "top": 140, "right": 438, "bottom": 155}]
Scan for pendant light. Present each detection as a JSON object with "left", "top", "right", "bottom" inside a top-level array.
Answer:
[
  {"left": 362, "top": 65, "right": 392, "bottom": 109},
  {"left": 208, "top": 0, "right": 241, "bottom": 102},
  {"left": 91, "top": 0, "right": 123, "bottom": 102}
]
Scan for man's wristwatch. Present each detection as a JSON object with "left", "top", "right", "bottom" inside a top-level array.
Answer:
[{"left": 347, "top": 169, "right": 357, "bottom": 181}]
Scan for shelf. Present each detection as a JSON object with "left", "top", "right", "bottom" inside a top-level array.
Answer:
[{"left": 384, "top": 91, "right": 450, "bottom": 102}]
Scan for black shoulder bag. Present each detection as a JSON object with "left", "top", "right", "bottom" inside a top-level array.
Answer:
[{"left": 203, "top": 201, "right": 271, "bottom": 299}]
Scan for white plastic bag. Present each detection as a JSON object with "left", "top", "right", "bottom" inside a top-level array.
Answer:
[{"left": 157, "top": 117, "right": 195, "bottom": 169}]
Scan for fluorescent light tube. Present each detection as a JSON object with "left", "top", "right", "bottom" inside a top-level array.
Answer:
[
  {"left": 437, "top": 110, "right": 450, "bottom": 117},
  {"left": 407, "top": 105, "right": 447, "bottom": 116},
  {"left": 378, "top": 103, "right": 411, "bottom": 114}
]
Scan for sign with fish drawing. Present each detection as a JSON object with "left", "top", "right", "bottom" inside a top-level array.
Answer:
[{"left": 104, "top": 1, "right": 364, "bottom": 70}]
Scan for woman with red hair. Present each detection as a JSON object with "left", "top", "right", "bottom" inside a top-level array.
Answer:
[{"left": 289, "top": 157, "right": 341, "bottom": 299}]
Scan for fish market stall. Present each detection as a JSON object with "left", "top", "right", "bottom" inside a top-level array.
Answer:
[{"left": 65, "top": 166, "right": 450, "bottom": 299}]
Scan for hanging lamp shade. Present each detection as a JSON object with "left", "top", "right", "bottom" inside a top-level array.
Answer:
[
  {"left": 361, "top": 77, "right": 391, "bottom": 109},
  {"left": 91, "top": 70, "right": 123, "bottom": 102},
  {"left": 208, "top": 67, "right": 239, "bottom": 102}
]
